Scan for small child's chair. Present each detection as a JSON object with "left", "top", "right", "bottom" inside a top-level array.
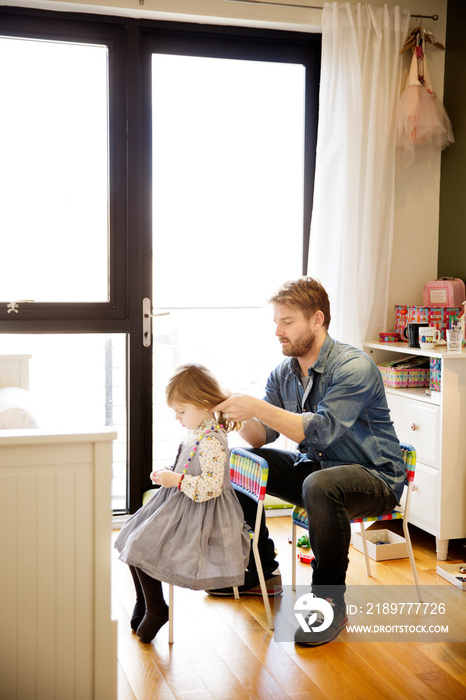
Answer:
[
  {"left": 229, "top": 447, "right": 274, "bottom": 630},
  {"left": 168, "top": 447, "right": 267, "bottom": 643},
  {"left": 291, "top": 443, "right": 421, "bottom": 601}
]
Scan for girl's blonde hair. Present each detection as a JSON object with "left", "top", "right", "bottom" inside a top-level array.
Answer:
[{"left": 165, "top": 363, "right": 241, "bottom": 433}]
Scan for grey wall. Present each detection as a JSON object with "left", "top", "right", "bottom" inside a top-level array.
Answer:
[{"left": 438, "top": 0, "right": 466, "bottom": 282}]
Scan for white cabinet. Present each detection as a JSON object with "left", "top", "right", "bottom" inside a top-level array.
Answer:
[
  {"left": 365, "top": 341, "right": 466, "bottom": 560},
  {"left": 0, "top": 429, "right": 117, "bottom": 700}
]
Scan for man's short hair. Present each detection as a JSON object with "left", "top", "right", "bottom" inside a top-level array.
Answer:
[{"left": 269, "top": 277, "right": 331, "bottom": 329}]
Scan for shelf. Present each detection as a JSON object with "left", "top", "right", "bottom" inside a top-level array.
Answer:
[
  {"left": 365, "top": 341, "right": 466, "bottom": 359},
  {"left": 364, "top": 341, "right": 443, "bottom": 405},
  {"left": 384, "top": 385, "right": 442, "bottom": 406}
]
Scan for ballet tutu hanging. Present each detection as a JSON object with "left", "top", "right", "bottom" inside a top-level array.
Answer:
[{"left": 397, "top": 32, "right": 454, "bottom": 168}]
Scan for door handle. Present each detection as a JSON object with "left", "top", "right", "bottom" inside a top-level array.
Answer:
[{"left": 142, "top": 298, "right": 169, "bottom": 347}]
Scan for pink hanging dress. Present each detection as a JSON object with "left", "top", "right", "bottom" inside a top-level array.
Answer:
[{"left": 397, "top": 32, "right": 454, "bottom": 168}]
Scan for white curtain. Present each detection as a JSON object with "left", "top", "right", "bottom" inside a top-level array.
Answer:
[{"left": 308, "top": 2, "right": 410, "bottom": 349}]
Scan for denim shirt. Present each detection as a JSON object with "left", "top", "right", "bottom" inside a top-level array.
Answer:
[{"left": 262, "top": 334, "right": 405, "bottom": 502}]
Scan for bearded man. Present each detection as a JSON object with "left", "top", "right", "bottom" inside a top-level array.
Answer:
[{"left": 210, "top": 277, "right": 404, "bottom": 646}]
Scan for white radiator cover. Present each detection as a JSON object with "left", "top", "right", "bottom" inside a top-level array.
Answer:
[{"left": 0, "top": 429, "right": 117, "bottom": 700}]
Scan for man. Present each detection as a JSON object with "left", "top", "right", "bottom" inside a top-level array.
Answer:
[{"left": 211, "top": 277, "right": 405, "bottom": 646}]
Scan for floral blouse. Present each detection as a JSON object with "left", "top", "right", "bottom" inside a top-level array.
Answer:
[{"left": 179, "top": 422, "right": 227, "bottom": 502}]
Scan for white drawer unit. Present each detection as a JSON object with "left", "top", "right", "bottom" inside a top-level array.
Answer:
[
  {"left": 386, "top": 392, "right": 440, "bottom": 468},
  {"left": 408, "top": 462, "right": 439, "bottom": 532},
  {"left": 365, "top": 341, "right": 466, "bottom": 560}
]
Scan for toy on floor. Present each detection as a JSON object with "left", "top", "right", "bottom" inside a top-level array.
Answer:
[{"left": 297, "top": 552, "right": 314, "bottom": 565}]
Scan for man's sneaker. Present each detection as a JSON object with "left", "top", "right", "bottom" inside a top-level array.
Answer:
[
  {"left": 294, "top": 598, "right": 347, "bottom": 646},
  {"left": 207, "top": 568, "right": 282, "bottom": 597}
]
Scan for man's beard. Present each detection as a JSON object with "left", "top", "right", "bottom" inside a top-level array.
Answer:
[{"left": 280, "top": 328, "right": 316, "bottom": 358}]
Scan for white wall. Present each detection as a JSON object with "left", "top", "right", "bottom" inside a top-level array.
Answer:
[
  {"left": 3, "top": 0, "right": 448, "bottom": 331},
  {"left": 389, "top": 1, "right": 448, "bottom": 327}
]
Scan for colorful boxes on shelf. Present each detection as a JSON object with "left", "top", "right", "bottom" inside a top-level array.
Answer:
[
  {"left": 423, "top": 278, "right": 465, "bottom": 308},
  {"left": 395, "top": 305, "right": 461, "bottom": 341},
  {"left": 430, "top": 357, "right": 442, "bottom": 393},
  {"left": 378, "top": 331, "right": 400, "bottom": 342},
  {"left": 377, "top": 356, "right": 430, "bottom": 389}
]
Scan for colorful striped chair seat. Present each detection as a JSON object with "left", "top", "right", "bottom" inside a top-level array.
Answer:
[
  {"left": 291, "top": 443, "right": 421, "bottom": 600},
  {"left": 229, "top": 447, "right": 274, "bottom": 630}
]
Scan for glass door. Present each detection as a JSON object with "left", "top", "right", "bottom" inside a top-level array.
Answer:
[{"left": 147, "top": 45, "right": 316, "bottom": 468}]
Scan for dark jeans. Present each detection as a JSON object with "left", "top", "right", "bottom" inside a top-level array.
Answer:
[{"left": 236, "top": 447, "right": 397, "bottom": 606}]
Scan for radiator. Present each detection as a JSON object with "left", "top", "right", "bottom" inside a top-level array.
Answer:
[{"left": 0, "top": 429, "right": 117, "bottom": 700}]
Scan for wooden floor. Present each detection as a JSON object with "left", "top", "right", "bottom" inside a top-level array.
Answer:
[{"left": 112, "top": 517, "right": 466, "bottom": 699}]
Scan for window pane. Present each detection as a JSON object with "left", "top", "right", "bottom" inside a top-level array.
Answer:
[
  {"left": 152, "top": 54, "right": 305, "bottom": 308},
  {"left": 151, "top": 54, "right": 305, "bottom": 469},
  {"left": 0, "top": 334, "right": 127, "bottom": 510},
  {"left": 0, "top": 37, "right": 109, "bottom": 303},
  {"left": 152, "top": 308, "right": 285, "bottom": 470}
]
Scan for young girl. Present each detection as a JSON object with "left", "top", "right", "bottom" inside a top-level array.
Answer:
[{"left": 114, "top": 363, "right": 250, "bottom": 643}]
